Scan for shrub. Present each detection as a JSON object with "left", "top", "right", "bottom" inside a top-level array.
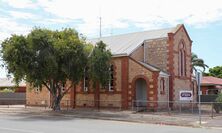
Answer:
[
  {"left": 0, "top": 88, "right": 15, "bottom": 93},
  {"left": 213, "top": 93, "right": 222, "bottom": 113}
]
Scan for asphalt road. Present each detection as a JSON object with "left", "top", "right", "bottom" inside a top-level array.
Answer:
[{"left": 0, "top": 113, "right": 221, "bottom": 133}]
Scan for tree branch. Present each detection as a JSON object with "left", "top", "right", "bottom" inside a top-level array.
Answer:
[
  {"left": 61, "top": 83, "right": 74, "bottom": 97},
  {"left": 42, "top": 81, "right": 53, "bottom": 94}
]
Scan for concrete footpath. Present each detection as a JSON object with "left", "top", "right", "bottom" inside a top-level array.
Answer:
[{"left": 0, "top": 107, "right": 221, "bottom": 128}]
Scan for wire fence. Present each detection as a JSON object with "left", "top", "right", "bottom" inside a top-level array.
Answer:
[
  {"left": 0, "top": 99, "right": 222, "bottom": 118},
  {"left": 131, "top": 100, "right": 222, "bottom": 118}
]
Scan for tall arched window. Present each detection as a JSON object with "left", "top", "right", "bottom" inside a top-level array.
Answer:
[
  {"left": 179, "top": 42, "right": 186, "bottom": 77},
  {"left": 160, "top": 78, "right": 165, "bottom": 95},
  {"left": 83, "top": 67, "right": 89, "bottom": 92},
  {"left": 108, "top": 64, "right": 114, "bottom": 91}
]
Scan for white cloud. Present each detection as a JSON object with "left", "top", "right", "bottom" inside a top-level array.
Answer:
[
  {"left": 9, "top": 11, "right": 36, "bottom": 19},
  {"left": 35, "top": 0, "right": 222, "bottom": 37},
  {"left": 0, "top": 17, "right": 31, "bottom": 41},
  {"left": 2, "top": 0, "right": 37, "bottom": 9},
  {"left": 2, "top": 0, "right": 222, "bottom": 38}
]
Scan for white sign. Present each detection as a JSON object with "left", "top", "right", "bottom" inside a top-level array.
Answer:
[{"left": 180, "top": 91, "right": 193, "bottom": 101}]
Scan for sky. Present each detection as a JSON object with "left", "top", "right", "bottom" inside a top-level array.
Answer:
[{"left": 0, "top": 0, "right": 222, "bottom": 78}]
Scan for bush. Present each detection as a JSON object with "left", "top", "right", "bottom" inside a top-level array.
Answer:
[
  {"left": 213, "top": 93, "right": 222, "bottom": 113},
  {"left": 0, "top": 88, "right": 15, "bottom": 93}
]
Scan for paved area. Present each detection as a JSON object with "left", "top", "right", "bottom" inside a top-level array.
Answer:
[
  {"left": 0, "top": 113, "right": 221, "bottom": 133},
  {"left": 0, "top": 107, "right": 221, "bottom": 129}
]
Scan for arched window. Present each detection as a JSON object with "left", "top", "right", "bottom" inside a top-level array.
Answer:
[
  {"left": 108, "top": 64, "right": 114, "bottom": 91},
  {"left": 160, "top": 78, "right": 165, "bottom": 95},
  {"left": 179, "top": 42, "right": 186, "bottom": 77},
  {"left": 83, "top": 67, "right": 89, "bottom": 92}
]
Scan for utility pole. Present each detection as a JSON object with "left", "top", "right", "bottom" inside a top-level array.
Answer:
[{"left": 196, "top": 71, "right": 202, "bottom": 125}]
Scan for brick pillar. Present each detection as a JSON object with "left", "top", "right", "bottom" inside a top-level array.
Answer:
[
  {"left": 152, "top": 72, "right": 159, "bottom": 111},
  {"left": 94, "top": 83, "right": 100, "bottom": 109},
  {"left": 121, "top": 57, "right": 129, "bottom": 109},
  {"left": 167, "top": 33, "right": 175, "bottom": 108}
]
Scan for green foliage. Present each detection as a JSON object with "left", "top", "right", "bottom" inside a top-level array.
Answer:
[
  {"left": 1, "top": 28, "right": 90, "bottom": 110},
  {"left": 1, "top": 28, "right": 112, "bottom": 110},
  {"left": 192, "top": 52, "right": 208, "bottom": 72},
  {"left": 89, "top": 41, "right": 112, "bottom": 87},
  {"left": 214, "top": 93, "right": 222, "bottom": 113},
  {"left": 0, "top": 88, "right": 15, "bottom": 93},
  {"left": 216, "top": 93, "right": 222, "bottom": 103},
  {"left": 205, "top": 66, "right": 222, "bottom": 78}
]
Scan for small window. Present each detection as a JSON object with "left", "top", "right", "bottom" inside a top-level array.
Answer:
[
  {"left": 108, "top": 65, "right": 114, "bottom": 91},
  {"left": 160, "top": 78, "right": 165, "bottom": 95},
  {"left": 83, "top": 68, "right": 89, "bottom": 92}
]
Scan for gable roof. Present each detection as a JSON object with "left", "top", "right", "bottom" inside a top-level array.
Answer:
[
  {"left": 201, "top": 76, "right": 222, "bottom": 86},
  {"left": 88, "top": 25, "right": 177, "bottom": 55},
  {"left": 0, "top": 78, "right": 26, "bottom": 87}
]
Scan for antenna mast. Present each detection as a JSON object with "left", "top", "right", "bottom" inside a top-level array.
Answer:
[
  {"left": 99, "top": 16, "right": 102, "bottom": 39},
  {"left": 99, "top": 6, "right": 102, "bottom": 39}
]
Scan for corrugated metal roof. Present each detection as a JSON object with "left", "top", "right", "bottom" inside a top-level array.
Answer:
[
  {"left": 89, "top": 27, "right": 175, "bottom": 55},
  {"left": 138, "top": 61, "right": 159, "bottom": 71},
  {"left": 0, "top": 78, "right": 26, "bottom": 87}
]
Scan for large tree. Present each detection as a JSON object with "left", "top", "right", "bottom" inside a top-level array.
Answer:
[
  {"left": 192, "top": 52, "right": 208, "bottom": 72},
  {"left": 1, "top": 28, "right": 90, "bottom": 110}
]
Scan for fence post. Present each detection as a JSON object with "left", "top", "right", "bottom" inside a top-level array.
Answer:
[
  {"left": 179, "top": 101, "right": 181, "bottom": 113},
  {"left": 132, "top": 100, "right": 134, "bottom": 112},
  {"left": 191, "top": 102, "right": 194, "bottom": 114},
  {"left": 119, "top": 101, "right": 122, "bottom": 111},
  {"left": 211, "top": 102, "right": 213, "bottom": 119},
  {"left": 45, "top": 100, "right": 47, "bottom": 109},
  {"left": 67, "top": 100, "right": 69, "bottom": 111}
]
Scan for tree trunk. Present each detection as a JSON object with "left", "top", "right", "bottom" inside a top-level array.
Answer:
[{"left": 52, "top": 96, "right": 62, "bottom": 111}]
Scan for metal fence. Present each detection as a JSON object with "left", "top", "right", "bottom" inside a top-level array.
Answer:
[
  {"left": 132, "top": 100, "right": 222, "bottom": 118},
  {"left": 0, "top": 99, "right": 222, "bottom": 118}
]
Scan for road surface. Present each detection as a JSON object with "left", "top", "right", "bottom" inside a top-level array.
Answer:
[{"left": 0, "top": 113, "right": 221, "bottom": 133}]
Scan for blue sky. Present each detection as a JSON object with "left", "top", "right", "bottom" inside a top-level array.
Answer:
[{"left": 0, "top": 0, "right": 222, "bottom": 78}]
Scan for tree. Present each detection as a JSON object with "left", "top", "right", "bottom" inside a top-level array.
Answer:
[
  {"left": 1, "top": 28, "right": 89, "bottom": 111},
  {"left": 88, "top": 41, "right": 112, "bottom": 108},
  {"left": 204, "top": 66, "right": 222, "bottom": 78},
  {"left": 89, "top": 41, "right": 112, "bottom": 87},
  {"left": 192, "top": 53, "right": 208, "bottom": 72},
  {"left": 213, "top": 93, "right": 222, "bottom": 113}
]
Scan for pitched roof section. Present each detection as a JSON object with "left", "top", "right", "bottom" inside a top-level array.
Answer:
[
  {"left": 0, "top": 78, "right": 26, "bottom": 87},
  {"left": 201, "top": 76, "right": 222, "bottom": 86},
  {"left": 89, "top": 26, "right": 176, "bottom": 55}
]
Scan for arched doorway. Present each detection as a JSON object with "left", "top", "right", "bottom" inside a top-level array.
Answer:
[{"left": 135, "top": 78, "right": 147, "bottom": 107}]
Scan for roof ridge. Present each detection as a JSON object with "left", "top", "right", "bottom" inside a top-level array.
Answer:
[{"left": 90, "top": 26, "right": 175, "bottom": 40}]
